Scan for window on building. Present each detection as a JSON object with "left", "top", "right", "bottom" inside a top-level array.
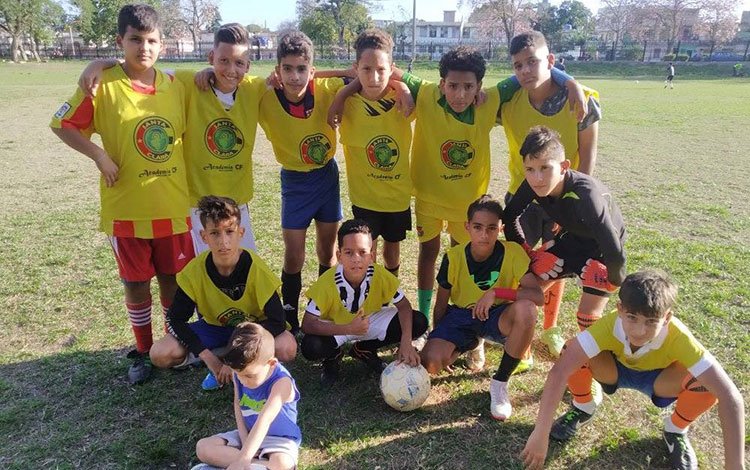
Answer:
[
  {"left": 462, "top": 28, "right": 470, "bottom": 39},
  {"left": 429, "top": 27, "right": 437, "bottom": 37},
  {"left": 420, "top": 26, "right": 427, "bottom": 37},
  {"left": 440, "top": 27, "right": 448, "bottom": 38}
]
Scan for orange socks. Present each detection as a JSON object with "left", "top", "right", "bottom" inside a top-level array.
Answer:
[
  {"left": 542, "top": 280, "right": 565, "bottom": 329},
  {"left": 666, "top": 375, "right": 717, "bottom": 433},
  {"left": 577, "top": 310, "right": 601, "bottom": 331}
]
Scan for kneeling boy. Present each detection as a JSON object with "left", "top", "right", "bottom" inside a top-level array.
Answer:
[
  {"left": 521, "top": 270, "right": 744, "bottom": 470},
  {"left": 151, "top": 196, "right": 296, "bottom": 387},
  {"left": 301, "top": 219, "right": 426, "bottom": 385},
  {"left": 421, "top": 195, "right": 544, "bottom": 420},
  {"left": 192, "top": 322, "right": 301, "bottom": 470}
]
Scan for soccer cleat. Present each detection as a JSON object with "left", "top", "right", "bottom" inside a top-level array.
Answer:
[
  {"left": 592, "top": 380, "right": 603, "bottom": 406},
  {"left": 321, "top": 349, "right": 344, "bottom": 386},
  {"left": 349, "top": 343, "right": 386, "bottom": 374},
  {"left": 412, "top": 331, "right": 428, "bottom": 351},
  {"left": 126, "top": 349, "right": 152, "bottom": 385},
  {"left": 549, "top": 406, "right": 595, "bottom": 441},
  {"left": 512, "top": 354, "right": 534, "bottom": 376},
  {"left": 172, "top": 352, "right": 203, "bottom": 371},
  {"left": 541, "top": 326, "right": 566, "bottom": 358},
  {"left": 663, "top": 432, "right": 698, "bottom": 470},
  {"left": 467, "top": 338, "right": 485, "bottom": 371},
  {"left": 201, "top": 371, "right": 220, "bottom": 391},
  {"left": 489, "top": 378, "right": 512, "bottom": 421}
]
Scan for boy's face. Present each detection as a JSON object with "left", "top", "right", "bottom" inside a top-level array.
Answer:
[
  {"left": 276, "top": 54, "right": 315, "bottom": 99},
  {"left": 208, "top": 42, "right": 250, "bottom": 92},
  {"left": 234, "top": 356, "right": 277, "bottom": 388},
  {"left": 524, "top": 155, "right": 569, "bottom": 197},
  {"left": 116, "top": 26, "right": 162, "bottom": 72},
  {"left": 617, "top": 302, "right": 671, "bottom": 348},
  {"left": 465, "top": 209, "right": 501, "bottom": 255},
  {"left": 354, "top": 48, "right": 392, "bottom": 100},
  {"left": 337, "top": 232, "right": 373, "bottom": 284},
  {"left": 439, "top": 70, "right": 480, "bottom": 113},
  {"left": 512, "top": 45, "right": 554, "bottom": 91},
  {"left": 200, "top": 217, "right": 245, "bottom": 263}
]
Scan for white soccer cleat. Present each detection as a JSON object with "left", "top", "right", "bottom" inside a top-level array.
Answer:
[
  {"left": 489, "top": 378, "right": 512, "bottom": 421},
  {"left": 467, "top": 338, "right": 486, "bottom": 371},
  {"left": 412, "top": 331, "right": 428, "bottom": 351}
]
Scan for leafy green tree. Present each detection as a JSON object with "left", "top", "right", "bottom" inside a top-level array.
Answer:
[
  {"left": 72, "top": 0, "right": 128, "bottom": 47},
  {"left": 297, "top": 0, "right": 375, "bottom": 48},
  {"left": 1, "top": 0, "right": 67, "bottom": 62}
]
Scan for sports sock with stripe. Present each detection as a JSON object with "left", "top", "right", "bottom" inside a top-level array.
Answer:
[{"left": 127, "top": 297, "right": 153, "bottom": 353}]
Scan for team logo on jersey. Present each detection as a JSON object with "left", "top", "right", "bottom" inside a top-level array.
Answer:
[
  {"left": 299, "top": 133, "right": 332, "bottom": 165},
  {"left": 54, "top": 102, "right": 71, "bottom": 119},
  {"left": 440, "top": 140, "right": 475, "bottom": 170},
  {"left": 216, "top": 307, "right": 256, "bottom": 327},
  {"left": 205, "top": 118, "right": 244, "bottom": 159},
  {"left": 366, "top": 135, "right": 399, "bottom": 171},
  {"left": 134, "top": 116, "right": 175, "bottom": 163}
]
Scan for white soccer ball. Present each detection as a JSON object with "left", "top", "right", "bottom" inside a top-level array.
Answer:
[{"left": 380, "top": 361, "right": 431, "bottom": 412}]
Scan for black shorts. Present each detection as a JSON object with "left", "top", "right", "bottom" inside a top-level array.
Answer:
[
  {"left": 352, "top": 205, "right": 412, "bottom": 243},
  {"left": 504, "top": 192, "right": 557, "bottom": 247},
  {"left": 666, "top": 75, "right": 674, "bottom": 81},
  {"left": 548, "top": 231, "right": 604, "bottom": 278}
]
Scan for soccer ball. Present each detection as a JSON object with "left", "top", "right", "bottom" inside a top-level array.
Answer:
[{"left": 380, "top": 361, "right": 431, "bottom": 412}]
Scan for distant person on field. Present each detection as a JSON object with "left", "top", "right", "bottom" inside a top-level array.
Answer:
[
  {"left": 665, "top": 62, "right": 675, "bottom": 89},
  {"left": 554, "top": 57, "right": 566, "bottom": 72}
]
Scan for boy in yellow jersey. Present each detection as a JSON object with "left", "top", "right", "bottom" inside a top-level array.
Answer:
[
  {"left": 521, "top": 270, "right": 745, "bottom": 470},
  {"left": 420, "top": 195, "right": 543, "bottom": 420},
  {"left": 50, "top": 4, "right": 193, "bottom": 384},
  {"left": 499, "top": 31, "right": 601, "bottom": 359},
  {"left": 78, "top": 23, "right": 267, "bottom": 255},
  {"left": 300, "top": 219, "right": 425, "bottom": 386},
  {"left": 329, "top": 29, "right": 413, "bottom": 277},
  {"left": 150, "top": 196, "right": 296, "bottom": 389}
]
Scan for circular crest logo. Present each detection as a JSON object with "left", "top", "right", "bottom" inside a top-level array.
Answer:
[
  {"left": 440, "top": 140, "right": 475, "bottom": 170},
  {"left": 366, "top": 135, "right": 399, "bottom": 171},
  {"left": 216, "top": 307, "right": 257, "bottom": 327},
  {"left": 205, "top": 119, "right": 244, "bottom": 159},
  {"left": 299, "top": 133, "right": 332, "bottom": 165},
  {"left": 133, "top": 116, "right": 175, "bottom": 163}
]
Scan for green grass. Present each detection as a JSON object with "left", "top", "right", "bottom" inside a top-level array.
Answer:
[{"left": 0, "top": 60, "right": 748, "bottom": 469}]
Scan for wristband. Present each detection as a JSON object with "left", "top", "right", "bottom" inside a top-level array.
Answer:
[{"left": 493, "top": 288, "right": 518, "bottom": 301}]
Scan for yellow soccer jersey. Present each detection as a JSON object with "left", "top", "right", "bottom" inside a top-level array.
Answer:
[
  {"left": 501, "top": 85, "right": 599, "bottom": 195},
  {"left": 577, "top": 312, "right": 716, "bottom": 375},
  {"left": 176, "top": 70, "right": 265, "bottom": 206},
  {"left": 259, "top": 78, "right": 345, "bottom": 172},
  {"left": 339, "top": 89, "right": 414, "bottom": 212},
  {"left": 445, "top": 241, "right": 530, "bottom": 309},
  {"left": 306, "top": 264, "right": 401, "bottom": 325},
  {"left": 410, "top": 81, "right": 500, "bottom": 222},
  {"left": 177, "top": 249, "right": 281, "bottom": 326},
  {"left": 50, "top": 65, "right": 189, "bottom": 238}
]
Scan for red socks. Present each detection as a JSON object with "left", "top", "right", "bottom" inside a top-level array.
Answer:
[{"left": 127, "top": 298, "right": 153, "bottom": 353}]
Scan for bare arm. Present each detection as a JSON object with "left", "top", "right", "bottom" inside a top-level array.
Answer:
[
  {"left": 432, "top": 287, "right": 451, "bottom": 326},
  {"left": 395, "top": 297, "right": 420, "bottom": 366},
  {"left": 233, "top": 377, "right": 249, "bottom": 441},
  {"left": 314, "top": 67, "right": 356, "bottom": 79},
  {"left": 327, "top": 78, "right": 361, "bottom": 129},
  {"left": 301, "top": 311, "right": 362, "bottom": 336},
  {"left": 694, "top": 363, "right": 745, "bottom": 469},
  {"left": 51, "top": 127, "right": 119, "bottom": 187},
  {"left": 576, "top": 121, "right": 598, "bottom": 175}
]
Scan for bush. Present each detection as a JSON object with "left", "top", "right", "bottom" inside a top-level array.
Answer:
[
  {"left": 663, "top": 53, "right": 676, "bottom": 61},
  {"left": 621, "top": 45, "right": 644, "bottom": 61},
  {"left": 676, "top": 54, "right": 689, "bottom": 62}
]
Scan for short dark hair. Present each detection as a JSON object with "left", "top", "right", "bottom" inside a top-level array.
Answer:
[
  {"left": 520, "top": 126, "right": 565, "bottom": 162},
  {"left": 439, "top": 46, "right": 486, "bottom": 82},
  {"left": 214, "top": 23, "right": 250, "bottom": 47},
  {"left": 197, "top": 195, "right": 241, "bottom": 228},
  {"left": 337, "top": 218, "right": 372, "bottom": 247},
  {"left": 467, "top": 194, "right": 503, "bottom": 221},
  {"left": 354, "top": 29, "right": 394, "bottom": 61},
  {"left": 619, "top": 270, "right": 678, "bottom": 319},
  {"left": 510, "top": 31, "right": 548, "bottom": 56},
  {"left": 277, "top": 31, "right": 314, "bottom": 64},
  {"left": 117, "top": 4, "right": 160, "bottom": 38},
  {"left": 223, "top": 322, "right": 275, "bottom": 370}
]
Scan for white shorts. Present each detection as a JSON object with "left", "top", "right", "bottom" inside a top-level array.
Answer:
[
  {"left": 214, "top": 429, "right": 299, "bottom": 464},
  {"left": 333, "top": 306, "right": 398, "bottom": 347},
  {"left": 190, "top": 203, "right": 256, "bottom": 255}
]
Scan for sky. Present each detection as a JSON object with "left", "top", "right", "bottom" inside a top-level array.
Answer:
[{"left": 221, "top": 0, "right": 750, "bottom": 31}]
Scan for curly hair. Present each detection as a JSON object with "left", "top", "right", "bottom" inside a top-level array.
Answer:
[
  {"left": 354, "top": 29, "right": 394, "bottom": 61},
  {"left": 277, "top": 30, "right": 314, "bottom": 64},
  {"left": 197, "top": 195, "right": 241, "bottom": 228},
  {"left": 519, "top": 126, "right": 565, "bottom": 162},
  {"left": 439, "top": 46, "right": 486, "bottom": 81}
]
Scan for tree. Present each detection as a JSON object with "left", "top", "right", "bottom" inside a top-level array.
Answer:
[
  {"left": 246, "top": 23, "right": 270, "bottom": 33},
  {"left": 297, "top": 0, "right": 375, "bottom": 48},
  {"left": 73, "top": 0, "right": 128, "bottom": 47},
  {"left": 597, "top": 0, "right": 640, "bottom": 59},
  {"left": 649, "top": 0, "right": 698, "bottom": 54},
  {"left": 178, "top": 0, "right": 219, "bottom": 56},
  {"left": 298, "top": 7, "right": 336, "bottom": 46},
  {"left": 468, "top": 0, "right": 537, "bottom": 55},
  {"left": 0, "top": 0, "right": 28, "bottom": 62},
  {"left": 1, "top": 0, "right": 66, "bottom": 62},
  {"left": 695, "top": 0, "right": 739, "bottom": 58},
  {"left": 27, "top": 0, "right": 66, "bottom": 61}
]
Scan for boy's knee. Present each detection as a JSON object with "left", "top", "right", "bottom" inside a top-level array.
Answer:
[
  {"left": 274, "top": 332, "right": 298, "bottom": 362},
  {"left": 300, "top": 335, "right": 326, "bottom": 361},
  {"left": 149, "top": 337, "right": 183, "bottom": 369},
  {"left": 195, "top": 437, "right": 213, "bottom": 461},
  {"left": 412, "top": 310, "right": 429, "bottom": 337},
  {"left": 420, "top": 349, "right": 444, "bottom": 375},
  {"left": 513, "top": 300, "right": 537, "bottom": 329}
]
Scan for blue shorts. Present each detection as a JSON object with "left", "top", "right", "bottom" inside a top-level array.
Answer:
[
  {"left": 281, "top": 159, "right": 342, "bottom": 230},
  {"left": 600, "top": 359, "right": 676, "bottom": 408},
  {"left": 188, "top": 318, "right": 235, "bottom": 350},
  {"left": 429, "top": 304, "right": 509, "bottom": 353}
]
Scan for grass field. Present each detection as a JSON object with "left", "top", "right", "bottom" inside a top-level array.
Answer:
[{"left": 0, "top": 60, "right": 748, "bottom": 470}]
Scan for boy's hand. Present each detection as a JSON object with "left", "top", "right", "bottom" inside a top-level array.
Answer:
[
  {"left": 397, "top": 341, "right": 421, "bottom": 366},
  {"left": 565, "top": 80, "right": 588, "bottom": 123},
  {"left": 520, "top": 428, "right": 549, "bottom": 469},
  {"left": 472, "top": 289, "right": 496, "bottom": 321},
  {"left": 95, "top": 153, "right": 119, "bottom": 187},
  {"left": 328, "top": 94, "right": 345, "bottom": 129},
  {"left": 79, "top": 64, "right": 102, "bottom": 98},
  {"left": 266, "top": 70, "right": 282, "bottom": 89},
  {"left": 194, "top": 68, "right": 215, "bottom": 91},
  {"left": 390, "top": 80, "right": 415, "bottom": 117},
  {"left": 474, "top": 88, "right": 488, "bottom": 107},
  {"left": 529, "top": 240, "right": 564, "bottom": 280},
  {"left": 348, "top": 309, "right": 370, "bottom": 336},
  {"left": 581, "top": 259, "right": 617, "bottom": 293},
  {"left": 226, "top": 457, "right": 254, "bottom": 470}
]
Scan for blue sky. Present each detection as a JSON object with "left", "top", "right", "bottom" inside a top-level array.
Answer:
[{"left": 221, "top": 0, "right": 750, "bottom": 31}]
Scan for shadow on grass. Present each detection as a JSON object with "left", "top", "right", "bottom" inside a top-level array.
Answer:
[{"left": 561, "top": 436, "right": 673, "bottom": 470}]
